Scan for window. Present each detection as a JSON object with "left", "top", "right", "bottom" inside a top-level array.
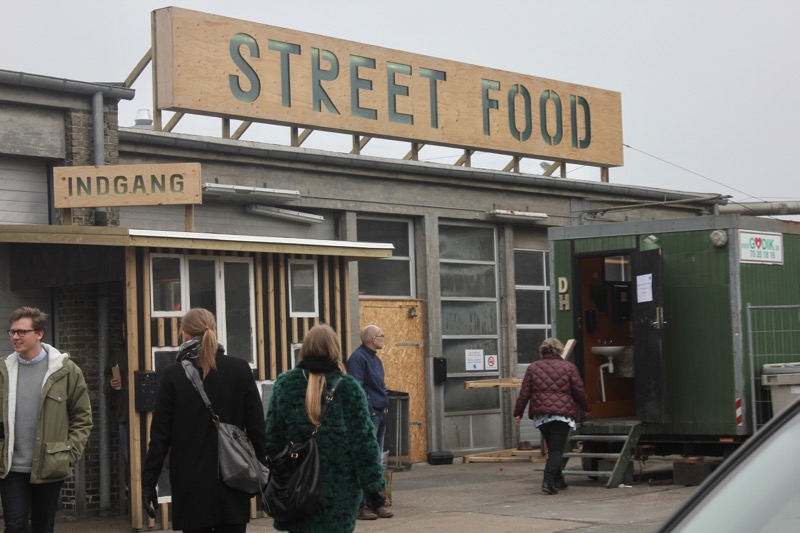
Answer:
[
  {"left": 439, "top": 223, "right": 500, "bottom": 414},
  {"left": 515, "top": 249, "right": 551, "bottom": 365},
  {"left": 289, "top": 260, "right": 318, "bottom": 317},
  {"left": 356, "top": 217, "right": 415, "bottom": 297},
  {"left": 151, "top": 255, "right": 183, "bottom": 316},
  {"left": 150, "top": 254, "right": 257, "bottom": 366}
]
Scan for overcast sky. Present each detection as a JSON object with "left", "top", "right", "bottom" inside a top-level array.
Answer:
[{"left": 4, "top": 1, "right": 798, "bottom": 215}]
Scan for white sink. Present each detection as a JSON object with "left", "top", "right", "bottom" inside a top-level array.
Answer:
[{"left": 591, "top": 346, "right": 626, "bottom": 358}]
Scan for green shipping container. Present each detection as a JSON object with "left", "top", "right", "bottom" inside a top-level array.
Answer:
[{"left": 549, "top": 214, "right": 800, "bottom": 457}]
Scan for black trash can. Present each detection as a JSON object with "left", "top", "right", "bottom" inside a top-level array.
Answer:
[{"left": 385, "top": 391, "right": 411, "bottom": 471}]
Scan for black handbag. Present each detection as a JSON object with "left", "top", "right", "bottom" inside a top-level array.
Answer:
[
  {"left": 182, "top": 361, "right": 268, "bottom": 495},
  {"left": 263, "top": 375, "right": 342, "bottom": 522}
]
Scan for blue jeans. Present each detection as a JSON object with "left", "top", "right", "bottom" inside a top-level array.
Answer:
[
  {"left": 0, "top": 472, "right": 64, "bottom": 533},
  {"left": 361, "top": 409, "right": 388, "bottom": 509},
  {"left": 371, "top": 409, "right": 387, "bottom": 453}
]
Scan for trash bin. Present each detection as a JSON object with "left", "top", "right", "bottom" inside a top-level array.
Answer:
[
  {"left": 385, "top": 391, "right": 411, "bottom": 471},
  {"left": 761, "top": 363, "right": 800, "bottom": 416}
]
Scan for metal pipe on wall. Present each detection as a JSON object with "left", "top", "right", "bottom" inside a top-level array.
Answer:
[{"left": 92, "top": 90, "right": 112, "bottom": 514}]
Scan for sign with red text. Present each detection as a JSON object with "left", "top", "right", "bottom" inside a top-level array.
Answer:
[{"left": 739, "top": 230, "right": 783, "bottom": 264}]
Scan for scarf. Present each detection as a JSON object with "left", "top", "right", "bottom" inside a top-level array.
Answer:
[{"left": 176, "top": 336, "right": 225, "bottom": 362}]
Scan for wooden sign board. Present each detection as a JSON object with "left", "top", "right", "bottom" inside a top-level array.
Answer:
[
  {"left": 154, "top": 8, "right": 623, "bottom": 167},
  {"left": 53, "top": 163, "right": 202, "bottom": 208}
]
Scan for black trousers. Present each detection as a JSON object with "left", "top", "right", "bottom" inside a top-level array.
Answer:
[
  {"left": 0, "top": 472, "right": 64, "bottom": 533},
  {"left": 538, "top": 420, "right": 571, "bottom": 483}
]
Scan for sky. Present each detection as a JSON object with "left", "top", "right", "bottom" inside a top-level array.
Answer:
[{"left": 3, "top": 1, "right": 799, "bottom": 216}]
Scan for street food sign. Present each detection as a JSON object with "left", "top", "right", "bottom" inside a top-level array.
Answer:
[
  {"left": 739, "top": 230, "right": 783, "bottom": 264},
  {"left": 53, "top": 163, "right": 202, "bottom": 208},
  {"left": 153, "top": 7, "right": 623, "bottom": 167}
]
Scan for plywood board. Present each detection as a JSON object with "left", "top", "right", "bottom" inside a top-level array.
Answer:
[
  {"left": 358, "top": 299, "right": 427, "bottom": 463},
  {"left": 153, "top": 7, "right": 623, "bottom": 167}
]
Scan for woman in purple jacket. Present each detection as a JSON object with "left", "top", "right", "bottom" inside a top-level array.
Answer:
[{"left": 514, "top": 338, "right": 591, "bottom": 495}]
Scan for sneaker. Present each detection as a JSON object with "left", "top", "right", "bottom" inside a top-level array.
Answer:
[
  {"left": 357, "top": 507, "right": 378, "bottom": 520},
  {"left": 375, "top": 506, "right": 394, "bottom": 518}
]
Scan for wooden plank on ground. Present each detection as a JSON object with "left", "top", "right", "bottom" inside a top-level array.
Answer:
[{"left": 464, "top": 448, "right": 535, "bottom": 463}]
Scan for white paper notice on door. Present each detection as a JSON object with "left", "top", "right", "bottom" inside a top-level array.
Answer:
[
  {"left": 637, "top": 273, "right": 653, "bottom": 303},
  {"left": 465, "top": 349, "right": 485, "bottom": 371}
]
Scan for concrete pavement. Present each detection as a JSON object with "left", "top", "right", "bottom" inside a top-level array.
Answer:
[{"left": 44, "top": 456, "right": 698, "bottom": 532}]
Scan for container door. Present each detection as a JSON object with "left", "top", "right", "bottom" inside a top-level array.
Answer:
[{"left": 631, "top": 248, "right": 668, "bottom": 422}]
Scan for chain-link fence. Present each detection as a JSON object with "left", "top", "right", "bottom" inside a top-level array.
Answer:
[{"left": 746, "top": 304, "right": 800, "bottom": 431}]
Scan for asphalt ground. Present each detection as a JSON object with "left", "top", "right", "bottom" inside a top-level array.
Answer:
[{"left": 43, "top": 456, "right": 698, "bottom": 532}]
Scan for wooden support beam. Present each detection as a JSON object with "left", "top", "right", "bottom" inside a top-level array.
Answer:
[
  {"left": 163, "top": 112, "right": 185, "bottom": 133},
  {"left": 455, "top": 149, "right": 474, "bottom": 167},
  {"left": 124, "top": 48, "right": 153, "bottom": 89},
  {"left": 350, "top": 134, "right": 372, "bottom": 154},
  {"left": 503, "top": 156, "right": 521, "bottom": 173},
  {"left": 291, "top": 127, "right": 313, "bottom": 147},
  {"left": 232, "top": 121, "right": 252, "bottom": 140},
  {"left": 221, "top": 118, "right": 230, "bottom": 139},
  {"left": 543, "top": 161, "right": 562, "bottom": 176},
  {"left": 403, "top": 142, "right": 423, "bottom": 161},
  {"left": 184, "top": 205, "right": 195, "bottom": 232},
  {"left": 601, "top": 166, "right": 610, "bottom": 182}
]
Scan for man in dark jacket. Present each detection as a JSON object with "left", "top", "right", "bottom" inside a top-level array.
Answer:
[
  {"left": 514, "top": 337, "right": 591, "bottom": 495},
  {"left": 347, "top": 324, "right": 393, "bottom": 520}
]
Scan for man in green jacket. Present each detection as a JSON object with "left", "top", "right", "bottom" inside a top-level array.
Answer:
[{"left": 0, "top": 307, "right": 92, "bottom": 533}]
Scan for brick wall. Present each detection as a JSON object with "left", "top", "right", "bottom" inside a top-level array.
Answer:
[
  {"left": 56, "top": 283, "right": 126, "bottom": 514},
  {"left": 57, "top": 104, "right": 121, "bottom": 226}
]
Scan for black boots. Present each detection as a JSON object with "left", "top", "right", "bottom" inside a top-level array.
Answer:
[
  {"left": 541, "top": 481, "right": 558, "bottom": 494},
  {"left": 543, "top": 472, "right": 567, "bottom": 494}
]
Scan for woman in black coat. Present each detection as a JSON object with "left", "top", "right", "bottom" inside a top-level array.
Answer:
[{"left": 142, "top": 308, "right": 266, "bottom": 533}]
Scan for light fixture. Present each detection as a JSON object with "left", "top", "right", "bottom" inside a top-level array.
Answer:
[
  {"left": 539, "top": 161, "right": 552, "bottom": 172},
  {"left": 709, "top": 229, "right": 728, "bottom": 247},
  {"left": 488, "top": 209, "right": 548, "bottom": 223},
  {"left": 408, "top": 307, "right": 418, "bottom": 319},
  {"left": 245, "top": 204, "right": 324, "bottom": 224},
  {"left": 203, "top": 183, "right": 301, "bottom": 204},
  {"left": 644, "top": 234, "right": 660, "bottom": 244}
]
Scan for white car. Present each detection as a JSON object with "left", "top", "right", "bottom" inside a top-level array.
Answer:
[{"left": 658, "top": 397, "right": 800, "bottom": 532}]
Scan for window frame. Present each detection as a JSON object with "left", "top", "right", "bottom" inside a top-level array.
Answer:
[
  {"left": 439, "top": 221, "right": 501, "bottom": 415},
  {"left": 288, "top": 259, "right": 319, "bottom": 318},
  {"left": 149, "top": 253, "right": 258, "bottom": 368},
  {"left": 356, "top": 216, "right": 416, "bottom": 298},
  {"left": 514, "top": 248, "right": 552, "bottom": 365}
]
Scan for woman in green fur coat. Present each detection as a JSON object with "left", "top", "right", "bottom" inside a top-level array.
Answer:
[{"left": 265, "top": 324, "right": 386, "bottom": 533}]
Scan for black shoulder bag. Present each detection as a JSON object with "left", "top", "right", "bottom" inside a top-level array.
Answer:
[
  {"left": 181, "top": 360, "right": 268, "bottom": 495},
  {"left": 263, "top": 375, "right": 343, "bottom": 522}
]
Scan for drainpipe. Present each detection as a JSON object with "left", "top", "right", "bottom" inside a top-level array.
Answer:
[
  {"left": 92, "top": 90, "right": 112, "bottom": 515},
  {"left": 93, "top": 91, "right": 108, "bottom": 227}
]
